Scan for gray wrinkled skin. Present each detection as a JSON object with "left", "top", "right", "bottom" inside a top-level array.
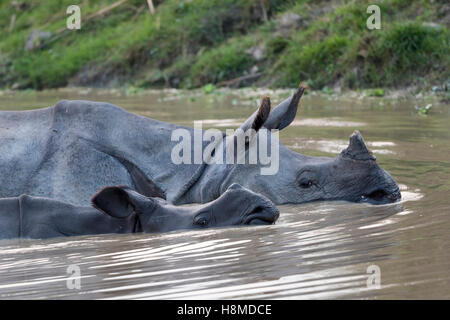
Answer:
[
  {"left": 0, "top": 184, "right": 279, "bottom": 240},
  {"left": 208, "top": 130, "right": 401, "bottom": 205},
  {"left": 0, "top": 90, "right": 400, "bottom": 206}
]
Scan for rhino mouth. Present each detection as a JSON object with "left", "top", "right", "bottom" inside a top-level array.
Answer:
[
  {"left": 244, "top": 206, "right": 280, "bottom": 225},
  {"left": 361, "top": 188, "right": 401, "bottom": 204}
]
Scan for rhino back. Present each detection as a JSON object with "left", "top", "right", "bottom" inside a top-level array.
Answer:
[
  {"left": 0, "top": 100, "right": 205, "bottom": 206},
  {"left": 20, "top": 195, "right": 135, "bottom": 239},
  {"left": 0, "top": 108, "right": 53, "bottom": 198},
  {"left": 0, "top": 101, "right": 148, "bottom": 205}
]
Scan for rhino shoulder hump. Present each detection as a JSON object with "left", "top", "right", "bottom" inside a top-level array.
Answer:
[{"left": 53, "top": 99, "right": 124, "bottom": 114}]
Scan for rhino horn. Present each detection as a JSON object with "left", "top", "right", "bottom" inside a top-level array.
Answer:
[{"left": 340, "top": 130, "right": 376, "bottom": 161}]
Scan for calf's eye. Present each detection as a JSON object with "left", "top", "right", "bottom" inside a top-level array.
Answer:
[{"left": 195, "top": 217, "right": 209, "bottom": 226}]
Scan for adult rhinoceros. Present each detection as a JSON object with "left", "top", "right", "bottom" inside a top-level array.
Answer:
[
  {"left": 0, "top": 87, "right": 400, "bottom": 206},
  {"left": 0, "top": 184, "right": 279, "bottom": 240}
]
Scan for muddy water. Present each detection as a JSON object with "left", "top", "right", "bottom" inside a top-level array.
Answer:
[{"left": 0, "top": 88, "right": 448, "bottom": 299}]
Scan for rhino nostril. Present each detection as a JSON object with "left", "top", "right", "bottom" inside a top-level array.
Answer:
[
  {"left": 362, "top": 188, "right": 401, "bottom": 203},
  {"left": 245, "top": 206, "right": 279, "bottom": 225},
  {"left": 250, "top": 206, "right": 265, "bottom": 215},
  {"left": 365, "top": 189, "right": 388, "bottom": 201}
]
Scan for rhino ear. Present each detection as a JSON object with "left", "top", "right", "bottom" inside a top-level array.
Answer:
[
  {"left": 263, "top": 86, "right": 305, "bottom": 130},
  {"left": 237, "top": 95, "right": 271, "bottom": 133},
  {"left": 91, "top": 186, "right": 150, "bottom": 218}
]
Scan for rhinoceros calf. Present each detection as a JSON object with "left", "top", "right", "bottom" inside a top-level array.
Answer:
[{"left": 0, "top": 184, "right": 279, "bottom": 240}]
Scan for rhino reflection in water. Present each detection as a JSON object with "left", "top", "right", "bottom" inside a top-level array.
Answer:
[
  {"left": 0, "top": 184, "right": 279, "bottom": 240},
  {"left": 0, "top": 86, "right": 400, "bottom": 207}
]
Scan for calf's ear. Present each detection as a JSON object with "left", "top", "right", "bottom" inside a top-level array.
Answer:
[{"left": 91, "top": 186, "right": 147, "bottom": 218}]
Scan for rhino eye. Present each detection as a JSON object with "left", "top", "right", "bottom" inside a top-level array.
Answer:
[{"left": 299, "top": 180, "right": 314, "bottom": 189}]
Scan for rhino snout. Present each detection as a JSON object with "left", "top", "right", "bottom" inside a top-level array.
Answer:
[
  {"left": 361, "top": 186, "right": 401, "bottom": 204},
  {"left": 360, "top": 169, "right": 402, "bottom": 204},
  {"left": 243, "top": 202, "right": 280, "bottom": 225}
]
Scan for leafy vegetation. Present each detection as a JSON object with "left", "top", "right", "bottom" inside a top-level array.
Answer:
[
  {"left": 0, "top": 0, "right": 448, "bottom": 90},
  {"left": 366, "top": 88, "right": 385, "bottom": 97}
]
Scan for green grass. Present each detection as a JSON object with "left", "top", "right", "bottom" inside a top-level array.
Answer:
[
  {"left": 362, "top": 22, "right": 449, "bottom": 87},
  {"left": 273, "top": 1, "right": 449, "bottom": 89},
  {"left": 189, "top": 39, "right": 255, "bottom": 86},
  {"left": 0, "top": 0, "right": 448, "bottom": 90},
  {"left": 278, "top": 35, "right": 355, "bottom": 88}
]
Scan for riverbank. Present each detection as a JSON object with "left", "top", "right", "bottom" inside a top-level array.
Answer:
[
  {"left": 0, "top": 0, "right": 449, "bottom": 91},
  {"left": 1, "top": 85, "right": 448, "bottom": 110}
]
